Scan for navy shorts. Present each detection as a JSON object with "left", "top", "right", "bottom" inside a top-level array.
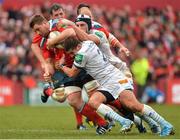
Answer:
[{"left": 52, "top": 70, "right": 93, "bottom": 89}]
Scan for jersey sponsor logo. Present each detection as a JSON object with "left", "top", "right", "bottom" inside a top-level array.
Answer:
[
  {"left": 95, "top": 31, "right": 103, "bottom": 38},
  {"left": 75, "top": 54, "right": 84, "bottom": 64}
]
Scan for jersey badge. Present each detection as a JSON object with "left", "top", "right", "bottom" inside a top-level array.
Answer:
[
  {"left": 95, "top": 31, "right": 103, "bottom": 38},
  {"left": 75, "top": 54, "right": 84, "bottom": 64}
]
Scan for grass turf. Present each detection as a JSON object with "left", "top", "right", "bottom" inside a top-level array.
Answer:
[{"left": 0, "top": 104, "right": 179, "bottom": 139}]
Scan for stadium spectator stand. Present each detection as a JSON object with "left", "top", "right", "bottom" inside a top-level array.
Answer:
[{"left": 0, "top": 1, "right": 179, "bottom": 105}]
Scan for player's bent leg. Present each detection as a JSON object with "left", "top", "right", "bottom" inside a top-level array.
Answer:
[
  {"left": 119, "top": 90, "right": 144, "bottom": 112},
  {"left": 73, "top": 108, "right": 86, "bottom": 130},
  {"left": 108, "top": 99, "right": 146, "bottom": 133},
  {"left": 116, "top": 90, "right": 159, "bottom": 134},
  {"left": 78, "top": 102, "right": 112, "bottom": 135},
  {"left": 88, "top": 91, "right": 133, "bottom": 133},
  {"left": 119, "top": 90, "right": 174, "bottom": 136},
  {"left": 66, "top": 92, "right": 83, "bottom": 109},
  {"left": 65, "top": 86, "right": 110, "bottom": 134}
]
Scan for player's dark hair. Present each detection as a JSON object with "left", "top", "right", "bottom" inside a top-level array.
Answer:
[
  {"left": 64, "top": 37, "right": 80, "bottom": 52},
  {"left": 49, "top": 3, "right": 64, "bottom": 15},
  {"left": 29, "top": 14, "right": 46, "bottom": 28},
  {"left": 77, "top": 3, "right": 90, "bottom": 15}
]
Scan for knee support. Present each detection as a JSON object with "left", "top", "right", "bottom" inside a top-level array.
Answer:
[
  {"left": 51, "top": 87, "right": 66, "bottom": 103},
  {"left": 65, "top": 86, "right": 81, "bottom": 96},
  {"left": 84, "top": 80, "right": 100, "bottom": 93},
  {"left": 51, "top": 86, "right": 81, "bottom": 103}
]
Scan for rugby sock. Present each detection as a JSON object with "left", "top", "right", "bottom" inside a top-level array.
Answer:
[
  {"left": 74, "top": 108, "right": 83, "bottom": 125},
  {"left": 140, "top": 114, "right": 159, "bottom": 128},
  {"left": 79, "top": 103, "right": 107, "bottom": 126},
  {"left": 133, "top": 115, "right": 142, "bottom": 126},
  {"left": 97, "top": 103, "right": 131, "bottom": 126},
  {"left": 142, "top": 104, "right": 168, "bottom": 126}
]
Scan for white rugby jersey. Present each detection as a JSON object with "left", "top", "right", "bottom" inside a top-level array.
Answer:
[
  {"left": 89, "top": 28, "right": 127, "bottom": 70},
  {"left": 73, "top": 41, "right": 123, "bottom": 84}
]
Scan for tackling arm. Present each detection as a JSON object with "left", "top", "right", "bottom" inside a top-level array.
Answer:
[
  {"left": 60, "top": 65, "right": 80, "bottom": 78},
  {"left": 71, "top": 24, "right": 100, "bottom": 45},
  {"left": 47, "top": 28, "right": 76, "bottom": 49},
  {"left": 59, "top": 19, "right": 100, "bottom": 45}
]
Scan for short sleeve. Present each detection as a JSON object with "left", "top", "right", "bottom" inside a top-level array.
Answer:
[
  {"left": 73, "top": 53, "right": 87, "bottom": 68},
  {"left": 91, "top": 30, "right": 108, "bottom": 45}
]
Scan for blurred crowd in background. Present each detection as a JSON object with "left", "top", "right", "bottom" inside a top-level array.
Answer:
[{"left": 0, "top": 1, "right": 179, "bottom": 102}]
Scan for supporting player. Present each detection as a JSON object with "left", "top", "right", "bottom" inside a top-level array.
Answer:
[
  {"left": 76, "top": 3, "right": 130, "bottom": 56},
  {"left": 60, "top": 37, "right": 174, "bottom": 137}
]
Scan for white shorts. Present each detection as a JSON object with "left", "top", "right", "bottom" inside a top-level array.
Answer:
[{"left": 97, "top": 72, "right": 133, "bottom": 100}]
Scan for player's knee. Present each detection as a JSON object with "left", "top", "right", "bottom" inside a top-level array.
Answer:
[
  {"left": 65, "top": 86, "right": 81, "bottom": 96},
  {"left": 51, "top": 87, "right": 66, "bottom": 103},
  {"left": 67, "top": 93, "right": 83, "bottom": 108},
  {"left": 88, "top": 97, "right": 100, "bottom": 110},
  {"left": 65, "top": 86, "right": 82, "bottom": 107}
]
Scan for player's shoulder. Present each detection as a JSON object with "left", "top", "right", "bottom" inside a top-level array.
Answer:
[
  {"left": 32, "top": 33, "right": 42, "bottom": 44},
  {"left": 80, "top": 41, "right": 97, "bottom": 54},
  {"left": 48, "top": 19, "right": 59, "bottom": 25},
  {"left": 92, "top": 21, "right": 102, "bottom": 28},
  {"left": 48, "top": 19, "right": 59, "bottom": 31},
  {"left": 90, "top": 29, "right": 105, "bottom": 38},
  {"left": 81, "top": 40, "right": 95, "bottom": 48}
]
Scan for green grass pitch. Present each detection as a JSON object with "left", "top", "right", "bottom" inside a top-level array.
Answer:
[{"left": 0, "top": 104, "right": 179, "bottom": 139}]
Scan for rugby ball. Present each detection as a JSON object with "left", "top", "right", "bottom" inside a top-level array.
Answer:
[
  {"left": 51, "top": 87, "right": 66, "bottom": 103},
  {"left": 48, "top": 31, "right": 64, "bottom": 49}
]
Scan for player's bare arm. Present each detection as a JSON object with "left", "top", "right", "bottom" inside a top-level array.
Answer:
[
  {"left": 61, "top": 18, "right": 100, "bottom": 45},
  {"left": 31, "top": 43, "right": 54, "bottom": 75},
  {"left": 60, "top": 64, "right": 80, "bottom": 78},
  {"left": 46, "top": 28, "right": 76, "bottom": 49},
  {"left": 54, "top": 54, "right": 80, "bottom": 77}
]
